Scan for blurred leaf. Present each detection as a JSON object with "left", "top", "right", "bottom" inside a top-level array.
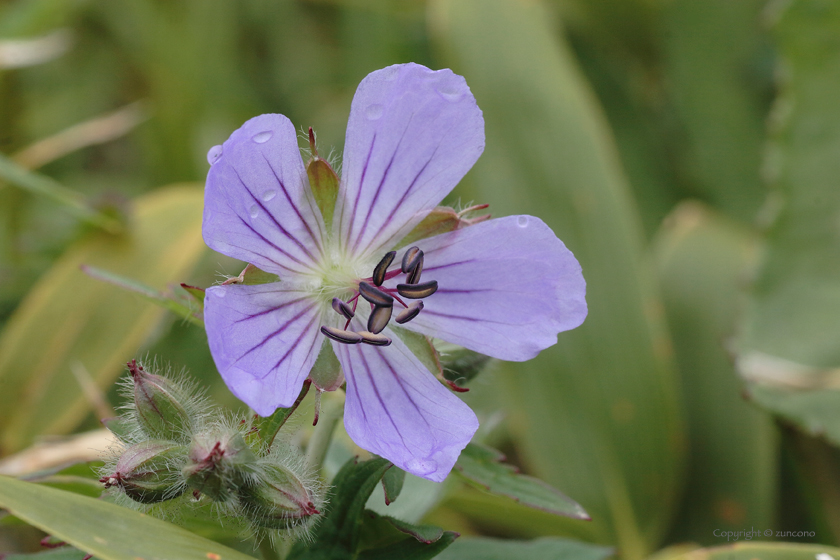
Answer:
[
  {"left": 653, "top": 202, "right": 778, "bottom": 544},
  {"left": 669, "top": 542, "right": 840, "bottom": 560},
  {"left": 454, "top": 443, "right": 588, "bottom": 519},
  {"left": 661, "top": 0, "right": 770, "bottom": 219},
  {"left": 0, "top": 476, "right": 257, "bottom": 560},
  {"left": 3, "top": 549, "right": 90, "bottom": 560},
  {"left": 736, "top": 0, "right": 840, "bottom": 444},
  {"left": 0, "top": 152, "right": 122, "bottom": 233},
  {"left": 0, "top": 185, "right": 206, "bottom": 455},
  {"left": 435, "top": 536, "right": 613, "bottom": 560},
  {"left": 430, "top": 0, "right": 684, "bottom": 556},
  {"left": 81, "top": 264, "right": 202, "bottom": 327}
]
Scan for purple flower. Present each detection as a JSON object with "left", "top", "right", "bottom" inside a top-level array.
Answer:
[{"left": 201, "top": 63, "right": 587, "bottom": 482}]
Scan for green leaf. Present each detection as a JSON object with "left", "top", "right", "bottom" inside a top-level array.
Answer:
[
  {"left": 430, "top": 1, "right": 684, "bottom": 556},
  {"left": 254, "top": 380, "right": 311, "bottom": 452},
  {"left": 357, "top": 509, "right": 445, "bottom": 552},
  {"left": 454, "top": 443, "right": 588, "bottom": 519},
  {"left": 81, "top": 264, "right": 203, "bottom": 326},
  {"left": 661, "top": 0, "right": 770, "bottom": 220},
  {"left": 652, "top": 202, "right": 778, "bottom": 544},
  {"left": 0, "top": 475, "right": 257, "bottom": 560},
  {"left": 736, "top": 0, "right": 840, "bottom": 445},
  {"left": 434, "top": 536, "right": 613, "bottom": 560},
  {"left": 355, "top": 531, "right": 458, "bottom": 560},
  {"left": 286, "top": 457, "right": 392, "bottom": 560},
  {"left": 0, "top": 185, "right": 207, "bottom": 455},
  {"left": 669, "top": 542, "right": 840, "bottom": 560},
  {"left": 4, "top": 549, "right": 90, "bottom": 560},
  {"left": 381, "top": 465, "right": 405, "bottom": 506}
]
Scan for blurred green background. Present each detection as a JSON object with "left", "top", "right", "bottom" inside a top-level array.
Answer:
[{"left": 2, "top": 0, "right": 840, "bottom": 558}]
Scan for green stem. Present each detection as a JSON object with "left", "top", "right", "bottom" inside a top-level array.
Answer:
[{"left": 0, "top": 151, "right": 123, "bottom": 233}]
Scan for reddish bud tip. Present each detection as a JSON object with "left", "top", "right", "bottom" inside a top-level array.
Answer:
[{"left": 308, "top": 127, "right": 318, "bottom": 157}]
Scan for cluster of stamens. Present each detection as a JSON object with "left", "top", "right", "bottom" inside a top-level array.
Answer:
[{"left": 320, "top": 246, "right": 437, "bottom": 347}]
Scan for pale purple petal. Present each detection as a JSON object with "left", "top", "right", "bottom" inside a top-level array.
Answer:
[
  {"left": 335, "top": 63, "right": 484, "bottom": 261},
  {"left": 203, "top": 114, "right": 326, "bottom": 277},
  {"left": 392, "top": 215, "right": 587, "bottom": 361},
  {"left": 204, "top": 284, "right": 323, "bottom": 415},
  {"left": 332, "top": 326, "right": 479, "bottom": 482}
]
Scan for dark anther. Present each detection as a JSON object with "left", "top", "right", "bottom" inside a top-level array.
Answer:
[
  {"left": 396, "top": 280, "right": 438, "bottom": 299},
  {"left": 401, "top": 246, "right": 423, "bottom": 274},
  {"left": 320, "top": 326, "right": 363, "bottom": 344},
  {"left": 358, "top": 281, "right": 394, "bottom": 307},
  {"left": 372, "top": 251, "right": 396, "bottom": 286},
  {"left": 358, "top": 331, "right": 392, "bottom": 346},
  {"left": 331, "top": 297, "right": 354, "bottom": 320},
  {"left": 367, "top": 305, "right": 393, "bottom": 334},
  {"left": 395, "top": 301, "right": 424, "bottom": 324},
  {"left": 406, "top": 254, "right": 424, "bottom": 284}
]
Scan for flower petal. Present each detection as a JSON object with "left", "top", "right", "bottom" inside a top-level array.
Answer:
[
  {"left": 394, "top": 215, "right": 587, "bottom": 361},
  {"left": 203, "top": 114, "right": 326, "bottom": 276},
  {"left": 332, "top": 326, "right": 479, "bottom": 482},
  {"left": 336, "top": 63, "right": 484, "bottom": 260},
  {"left": 204, "top": 283, "right": 323, "bottom": 415}
]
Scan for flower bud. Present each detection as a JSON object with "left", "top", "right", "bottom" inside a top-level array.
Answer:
[
  {"left": 238, "top": 465, "right": 321, "bottom": 530},
  {"left": 100, "top": 440, "right": 186, "bottom": 504},
  {"left": 182, "top": 428, "right": 258, "bottom": 502},
  {"left": 127, "top": 360, "right": 194, "bottom": 441}
]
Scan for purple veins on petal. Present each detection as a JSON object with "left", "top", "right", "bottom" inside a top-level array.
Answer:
[
  {"left": 398, "top": 215, "right": 587, "bottom": 362},
  {"left": 331, "top": 328, "right": 478, "bottom": 482},
  {"left": 335, "top": 63, "right": 485, "bottom": 260},
  {"left": 204, "top": 284, "right": 322, "bottom": 416},
  {"left": 202, "top": 114, "right": 326, "bottom": 276}
]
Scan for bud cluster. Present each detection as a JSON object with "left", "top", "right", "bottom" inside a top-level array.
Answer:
[{"left": 100, "top": 359, "right": 323, "bottom": 538}]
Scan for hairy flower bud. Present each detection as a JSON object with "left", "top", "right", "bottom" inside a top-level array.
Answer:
[
  {"left": 100, "top": 440, "right": 186, "bottom": 504},
  {"left": 238, "top": 465, "right": 321, "bottom": 531},
  {"left": 182, "top": 428, "right": 257, "bottom": 502},
  {"left": 128, "top": 360, "right": 194, "bottom": 441}
]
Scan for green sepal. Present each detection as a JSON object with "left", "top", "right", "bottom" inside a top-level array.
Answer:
[
  {"left": 381, "top": 464, "right": 405, "bottom": 506},
  {"left": 308, "top": 339, "right": 344, "bottom": 392},
  {"left": 223, "top": 263, "right": 279, "bottom": 285},
  {"left": 440, "top": 348, "right": 491, "bottom": 391}
]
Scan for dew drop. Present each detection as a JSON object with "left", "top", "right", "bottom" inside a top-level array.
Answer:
[
  {"left": 215, "top": 289, "right": 226, "bottom": 298},
  {"left": 366, "top": 104, "right": 384, "bottom": 120},
  {"left": 252, "top": 131, "right": 272, "bottom": 144},
  {"left": 406, "top": 459, "right": 437, "bottom": 476},
  {"left": 437, "top": 85, "right": 463, "bottom": 102},
  {"left": 207, "top": 145, "right": 223, "bottom": 165},
  {"left": 517, "top": 216, "right": 529, "bottom": 228},
  {"left": 249, "top": 205, "right": 259, "bottom": 219},
  {"left": 262, "top": 190, "right": 277, "bottom": 202}
]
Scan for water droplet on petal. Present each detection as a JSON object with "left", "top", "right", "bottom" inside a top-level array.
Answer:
[
  {"left": 437, "top": 85, "right": 463, "bottom": 102},
  {"left": 215, "top": 289, "right": 226, "bottom": 298},
  {"left": 252, "top": 131, "right": 272, "bottom": 144},
  {"left": 207, "top": 145, "right": 223, "bottom": 165},
  {"left": 517, "top": 216, "right": 529, "bottom": 228},
  {"left": 406, "top": 459, "right": 437, "bottom": 476},
  {"left": 249, "top": 205, "right": 259, "bottom": 219},
  {"left": 262, "top": 190, "right": 277, "bottom": 202},
  {"left": 366, "top": 104, "right": 384, "bottom": 120}
]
